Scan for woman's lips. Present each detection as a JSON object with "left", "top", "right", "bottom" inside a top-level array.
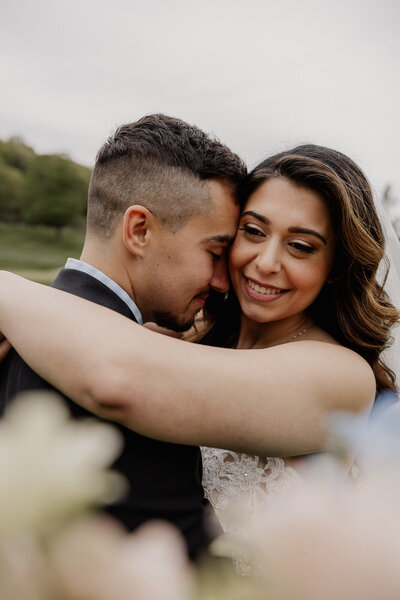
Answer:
[{"left": 244, "top": 277, "right": 289, "bottom": 302}]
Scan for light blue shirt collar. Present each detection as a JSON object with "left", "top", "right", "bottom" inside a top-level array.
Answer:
[{"left": 65, "top": 258, "right": 143, "bottom": 325}]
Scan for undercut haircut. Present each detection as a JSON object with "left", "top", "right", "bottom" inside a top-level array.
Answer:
[{"left": 87, "top": 114, "right": 246, "bottom": 237}]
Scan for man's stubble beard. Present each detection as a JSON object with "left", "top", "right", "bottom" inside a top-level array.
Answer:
[{"left": 151, "top": 309, "right": 197, "bottom": 333}]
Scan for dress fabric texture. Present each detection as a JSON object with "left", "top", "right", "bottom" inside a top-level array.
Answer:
[
  {"left": 0, "top": 268, "right": 214, "bottom": 558},
  {"left": 201, "top": 446, "right": 301, "bottom": 574}
]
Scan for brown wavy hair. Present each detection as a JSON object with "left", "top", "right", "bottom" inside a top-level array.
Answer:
[{"left": 198, "top": 144, "right": 399, "bottom": 391}]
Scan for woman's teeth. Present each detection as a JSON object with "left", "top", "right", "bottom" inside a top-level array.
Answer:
[{"left": 247, "top": 279, "right": 285, "bottom": 295}]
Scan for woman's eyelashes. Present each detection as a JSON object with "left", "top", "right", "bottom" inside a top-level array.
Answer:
[
  {"left": 238, "top": 224, "right": 316, "bottom": 255},
  {"left": 289, "top": 241, "right": 315, "bottom": 255},
  {"left": 238, "top": 224, "right": 264, "bottom": 238}
]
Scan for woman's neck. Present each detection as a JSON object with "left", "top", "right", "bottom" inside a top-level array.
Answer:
[{"left": 236, "top": 313, "right": 313, "bottom": 349}]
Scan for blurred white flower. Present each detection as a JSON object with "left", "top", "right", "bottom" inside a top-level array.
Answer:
[
  {"left": 0, "top": 392, "right": 193, "bottom": 600},
  {"left": 247, "top": 469, "right": 400, "bottom": 600},
  {"left": 0, "top": 391, "right": 127, "bottom": 537},
  {"left": 329, "top": 400, "right": 400, "bottom": 470},
  {"left": 49, "top": 516, "right": 192, "bottom": 600},
  {"left": 230, "top": 404, "right": 400, "bottom": 599},
  {"left": 0, "top": 533, "right": 48, "bottom": 600}
]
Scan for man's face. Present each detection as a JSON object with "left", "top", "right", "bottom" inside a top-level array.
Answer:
[{"left": 137, "top": 180, "right": 239, "bottom": 331}]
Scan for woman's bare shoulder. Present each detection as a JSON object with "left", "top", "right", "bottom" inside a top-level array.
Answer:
[
  {"left": 251, "top": 338, "right": 376, "bottom": 413},
  {"left": 294, "top": 339, "right": 375, "bottom": 410}
]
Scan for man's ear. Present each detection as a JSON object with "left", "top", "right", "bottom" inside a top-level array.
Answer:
[{"left": 122, "top": 205, "right": 154, "bottom": 257}]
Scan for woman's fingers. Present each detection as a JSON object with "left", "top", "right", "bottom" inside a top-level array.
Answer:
[
  {"left": 0, "top": 335, "right": 11, "bottom": 362},
  {"left": 142, "top": 322, "right": 183, "bottom": 338}
]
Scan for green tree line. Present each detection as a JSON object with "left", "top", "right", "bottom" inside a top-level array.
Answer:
[{"left": 0, "top": 137, "right": 91, "bottom": 239}]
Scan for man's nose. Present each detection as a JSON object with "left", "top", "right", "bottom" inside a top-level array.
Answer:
[
  {"left": 210, "top": 255, "right": 230, "bottom": 293},
  {"left": 255, "top": 240, "right": 282, "bottom": 275}
]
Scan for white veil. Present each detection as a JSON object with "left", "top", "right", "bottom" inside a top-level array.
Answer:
[{"left": 375, "top": 197, "right": 400, "bottom": 390}]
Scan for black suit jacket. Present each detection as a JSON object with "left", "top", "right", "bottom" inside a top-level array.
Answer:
[{"left": 0, "top": 268, "right": 213, "bottom": 557}]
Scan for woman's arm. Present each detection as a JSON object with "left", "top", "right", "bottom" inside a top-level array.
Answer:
[{"left": 0, "top": 271, "right": 375, "bottom": 456}]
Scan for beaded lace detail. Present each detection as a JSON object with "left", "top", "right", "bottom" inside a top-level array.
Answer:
[{"left": 201, "top": 447, "right": 302, "bottom": 574}]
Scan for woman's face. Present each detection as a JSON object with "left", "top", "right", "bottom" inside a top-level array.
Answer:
[{"left": 229, "top": 177, "right": 335, "bottom": 325}]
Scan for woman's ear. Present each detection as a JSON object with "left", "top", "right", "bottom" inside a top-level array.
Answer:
[{"left": 122, "top": 205, "right": 154, "bottom": 257}]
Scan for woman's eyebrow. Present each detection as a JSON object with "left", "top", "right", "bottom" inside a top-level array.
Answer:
[
  {"left": 241, "top": 211, "right": 327, "bottom": 244},
  {"left": 288, "top": 227, "right": 327, "bottom": 244},
  {"left": 241, "top": 210, "right": 269, "bottom": 224}
]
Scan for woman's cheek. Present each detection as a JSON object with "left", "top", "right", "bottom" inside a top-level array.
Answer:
[{"left": 228, "top": 237, "right": 245, "bottom": 272}]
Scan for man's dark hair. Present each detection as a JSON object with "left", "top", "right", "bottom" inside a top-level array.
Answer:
[{"left": 88, "top": 114, "right": 247, "bottom": 236}]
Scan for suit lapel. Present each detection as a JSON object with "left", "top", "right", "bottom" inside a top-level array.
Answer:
[{"left": 52, "top": 268, "right": 137, "bottom": 322}]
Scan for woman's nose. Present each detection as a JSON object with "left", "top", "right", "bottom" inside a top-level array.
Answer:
[{"left": 255, "top": 240, "right": 282, "bottom": 275}]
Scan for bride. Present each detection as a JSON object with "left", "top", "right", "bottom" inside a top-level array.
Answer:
[{"left": 0, "top": 144, "right": 398, "bottom": 557}]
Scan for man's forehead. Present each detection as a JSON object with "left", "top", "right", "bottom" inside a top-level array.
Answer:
[
  {"left": 183, "top": 181, "right": 239, "bottom": 242},
  {"left": 206, "top": 178, "right": 238, "bottom": 205}
]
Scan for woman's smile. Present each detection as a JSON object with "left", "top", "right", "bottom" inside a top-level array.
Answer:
[{"left": 244, "top": 276, "right": 289, "bottom": 302}]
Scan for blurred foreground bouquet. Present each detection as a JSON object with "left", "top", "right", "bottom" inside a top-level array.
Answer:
[
  {"left": 0, "top": 392, "right": 191, "bottom": 600},
  {"left": 2, "top": 390, "right": 400, "bottom": 600},
  {"left": 212, "top": 401, "right": 400, "bottom": 600}
]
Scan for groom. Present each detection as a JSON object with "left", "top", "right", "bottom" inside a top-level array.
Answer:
[{"left": 0, "top": 114, "right": 246, "bottom": 558}]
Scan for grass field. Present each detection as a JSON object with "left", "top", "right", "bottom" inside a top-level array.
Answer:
[{"left": 0, "top": 223, "right": 85, "bottom": 284}]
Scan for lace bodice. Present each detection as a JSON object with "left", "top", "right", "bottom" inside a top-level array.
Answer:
[
  {"left": 201, "top": 447, "right": 301, "bottom": 512},
  {"left": 201, "top": 447, "right": 302, "bottom": 573}
]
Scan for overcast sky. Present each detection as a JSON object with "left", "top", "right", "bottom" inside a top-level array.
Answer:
[{"left": 1, "top": 0, "right": 399, "bottom": 211}]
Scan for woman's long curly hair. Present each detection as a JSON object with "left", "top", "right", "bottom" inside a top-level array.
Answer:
[{"left": 198, "top": 144, "right": 399, "bottom": 391}]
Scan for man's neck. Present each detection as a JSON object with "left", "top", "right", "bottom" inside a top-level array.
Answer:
[{"left": 80, "top": 243, "right": 136, "bottom": 304}]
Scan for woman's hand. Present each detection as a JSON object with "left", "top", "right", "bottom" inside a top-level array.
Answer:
[
  {"left": 143, "top": 322, "right": 184, "bottom": 339},
  {"left": 0, "top": 333, "right": 11, "bottom": 362}
]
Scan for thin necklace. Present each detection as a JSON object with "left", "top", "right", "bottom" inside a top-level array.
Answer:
[
  {"left": 287, "top": 324, "right": 314, "bottom": 342},
  {"left": 238, "top": 323, "right": 314, "bottom": 349}
]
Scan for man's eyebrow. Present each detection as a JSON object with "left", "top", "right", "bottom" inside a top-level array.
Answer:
[
  {"left": 241, "top": 211, "right": 327, "bottom": 245},
  {"left": 205, "top": 234, "right": 236, "bottom": 244},
  {"left": 288, "top": 227, "right": 327, "bottom": 244}
]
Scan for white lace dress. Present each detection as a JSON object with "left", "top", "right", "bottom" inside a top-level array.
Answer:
[{"left": 201, "top": 447, "right": 302, "bottom": 573}]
